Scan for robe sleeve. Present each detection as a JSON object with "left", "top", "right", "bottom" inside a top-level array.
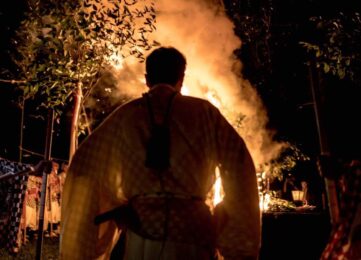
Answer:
[
  {"left": 60, "top": 115, "right": 126, "bottom": 260},
  {"left": 213, "top": 109, "right": 261, "bottom": 260}
]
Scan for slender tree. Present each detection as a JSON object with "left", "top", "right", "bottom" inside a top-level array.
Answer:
[
  {"left": 11, "top": 0, "right": 158, "bottom": 159},
  {"left": 300, "top": 12, "right": 361, "bottom": 83}
]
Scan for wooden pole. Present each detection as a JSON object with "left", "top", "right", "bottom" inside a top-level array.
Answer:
[
  {"left": 35, "top": 109, "right": 54, "bottom": 260},
  {"left": 19, "top": 98, "right": 25, "bottom": 163},
  {"left": 69, "top": 83, "right": 82, "bottom": 160},
  {"left": 309, "top": 62, "right": 340, "bottom": 225},
  {"left": 19, "top": 97, "right": 25, "bottom": 243}
]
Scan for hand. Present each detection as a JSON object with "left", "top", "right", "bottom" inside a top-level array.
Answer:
[{"left": 31, "top": 160, "right": 53, "bottom": 176}]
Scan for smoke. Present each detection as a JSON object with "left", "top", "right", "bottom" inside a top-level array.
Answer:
[{"left": 106, "top": 0, "right": 287, "bottom": 167}]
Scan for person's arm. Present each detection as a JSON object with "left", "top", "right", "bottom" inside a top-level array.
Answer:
[
  {"left": 213, "top": 110, "right": 261, "bottom": 260},
  {"left": 0, "top": 157, "right": 52, "bottom": 181}
]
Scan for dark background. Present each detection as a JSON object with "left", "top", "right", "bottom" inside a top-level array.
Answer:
[
  {"left": 223, "top": 0, "right": 361, "bottom": 160},
  {"left": 0, "top": 0, "right": 72, "bottom": 164}
]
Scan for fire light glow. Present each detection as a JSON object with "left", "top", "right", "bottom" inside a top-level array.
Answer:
[
  {"left": 260, "top": 192, "right": 271, "bottom": 212},
  {"left": 181, "top": 85, "right": 190, "bottom": 96},
  {"left": 206, "top": 91, "right": 221, "bottom": 109},
  {"left": 94, "top": 0, "right": 288, "bottom": 211},
  {"left": 107, "top": 53, "right": 124, "bottom": 70},
  {"left": 108, "top": 0, "right": 285, "bottom": 169},
  {"left": 213, "top": 167, "right": 223, "bottom": 206}
]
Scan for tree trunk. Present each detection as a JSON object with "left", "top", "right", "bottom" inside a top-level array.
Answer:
[
  {"left": 309, "top": 62, "right": 340, "bottom": 225},
  {"left": 69, "top": 82, "right": 83, "bottom": 160}
]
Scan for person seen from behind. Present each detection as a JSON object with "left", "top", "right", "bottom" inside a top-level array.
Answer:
[{"left": 60, "top": 46, "right": 261, "bottom": 260}]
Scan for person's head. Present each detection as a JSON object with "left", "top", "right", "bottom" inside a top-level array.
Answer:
[{"left": 145, "top": 47, "right": 186, "bottom": 90}]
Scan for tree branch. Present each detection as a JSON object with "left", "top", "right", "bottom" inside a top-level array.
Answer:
[{"left": 0, "top": 79, "right": 26, "bottom": 84}]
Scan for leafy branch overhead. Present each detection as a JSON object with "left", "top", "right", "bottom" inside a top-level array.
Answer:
[
  {"left": 300, "top": 12, "right": 361, "bottom": 83},
  {"left": 11, "top": 0, "right": 158, "bottom": 115}
]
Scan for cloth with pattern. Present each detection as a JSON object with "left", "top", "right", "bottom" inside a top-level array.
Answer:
[
  {"left": 0, "top": 157, "right": 30, "bottom": 253},
  {"left": 24, "top": 171, "right": 61, "bottom": 232},
  {"left": 24, "top": 175, "right": 41, "bottom": 230},
  {"left": 60, "top": 84, "right": 261, "bottom": 260}
]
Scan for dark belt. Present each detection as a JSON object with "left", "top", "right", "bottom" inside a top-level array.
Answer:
[
  {"left": 95, "top": 193, "right": 216, "bottom": 253},
  {"left": 94, "top": 192, "right": 203, "bottom": 226}
]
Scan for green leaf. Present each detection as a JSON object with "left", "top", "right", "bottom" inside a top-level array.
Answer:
[
  {"left": 323, "top": 63, "right": 330, "bottom": 73},
  {"left": 338, "top": 68, "right": 346, "bottom": 79},
  {"left": 23, "top": 86, "right": 29, "bottom": 96}
]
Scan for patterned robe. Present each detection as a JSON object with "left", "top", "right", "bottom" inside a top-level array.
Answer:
[
  {"left": 24, "top": 175, "right": 41, "bottom": 231},
  {"left": 45, "top": 168, "right": 62, "bottom": 231},
  {"left": 60, "top": 85, "right": 261, "bottom": 260},
  {"left": 0, "top": 157, "right": 30, "bottom": 253},
  {"left": 25, "top": 164, "right": 62, "bottom": 232}
]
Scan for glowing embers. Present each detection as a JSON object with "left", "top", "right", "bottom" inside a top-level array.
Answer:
[
  {"left": 260, "top": 192, "right": 271, "bottom": 212},
  {"left": 206, "top": 90, "right": 221, "bottom": 109},
  {"left": 258, "top": 171, "right": 270, "bottom": 212}
]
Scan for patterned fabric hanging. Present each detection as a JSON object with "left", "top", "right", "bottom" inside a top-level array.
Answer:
[{"left": 0, "top": 157, "right": 30, "bottom": 253}]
